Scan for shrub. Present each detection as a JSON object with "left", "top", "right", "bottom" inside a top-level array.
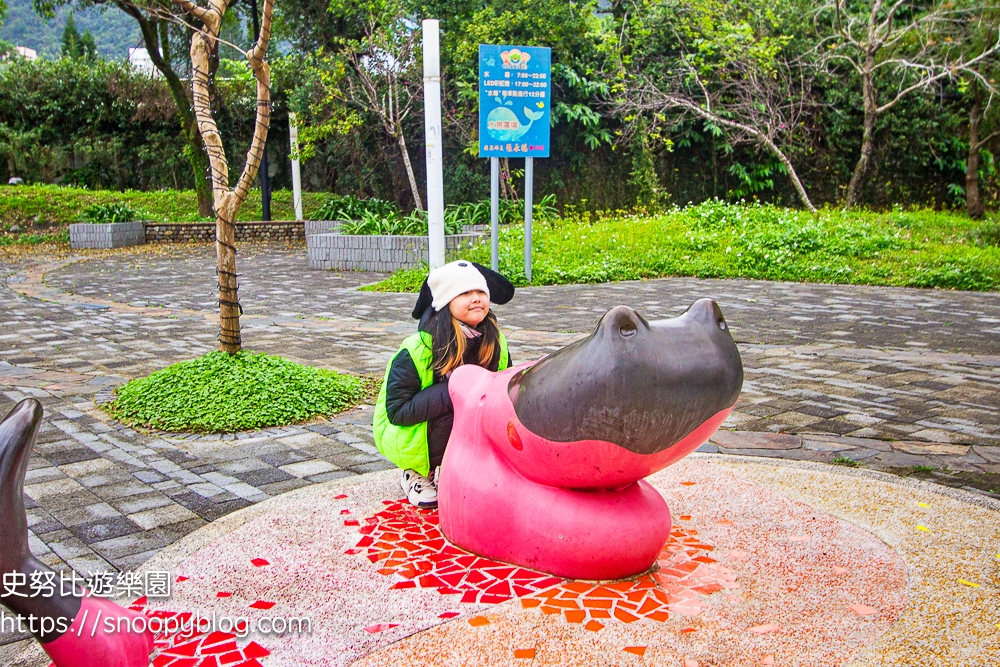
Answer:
[
  {"left": 444, "top": 194, "right": 558, "bottom": 229},
  {"left": 314, "top": 194, "right": 400, "bottom": 222},
  {"left": 79, "top": 202, "right": 150, "bottom": 223},
  {"left": 338, "top": 208, "right": 466, "bottom": 236}
]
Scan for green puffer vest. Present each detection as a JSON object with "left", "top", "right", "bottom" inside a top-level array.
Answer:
[{"left": 373, "top": 330, "right": 509, "bottom": 476}]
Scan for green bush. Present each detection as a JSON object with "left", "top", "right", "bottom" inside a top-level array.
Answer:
[
  {"left": 79, "top": 202, "right": 150, "bottom": 223},
  {"left": 362, "top": 201, "right": 1000, "bottom": 292},
  {"left": 331, "top": 195, "right": 559, "bottom": 236},
  {"left": 337, "top": 208, "right": 466, "bottom": 236},
  {"left": 443, "top": 194, "right": 559, "bottom": 229},
  {"left": 339, "top": 209, "right": 424, "bottom": 235},
  {"left": 314, "top": 194, "right": 400, "bottom": 222},
  {"left": 105, "top": 351, "right": 367, "bottom": 433}
]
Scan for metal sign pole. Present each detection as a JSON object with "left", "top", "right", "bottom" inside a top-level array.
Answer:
[
  {"left": 524, "top": 157, "right": 533, "bottom": 283},
  {"left": 490, "top": 157, "right": 499, "bottom": 271}
]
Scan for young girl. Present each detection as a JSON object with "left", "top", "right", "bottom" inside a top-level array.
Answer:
[{"left": 373, "top": 260, "right": 514, "bottom": 508}]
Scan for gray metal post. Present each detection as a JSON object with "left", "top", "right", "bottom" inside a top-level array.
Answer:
[
  {"left": 490, "top": 157, "right": 499, "bottom": 271},
  {"left": 524, "top": 157, "right": 533, "bottom": 283}
]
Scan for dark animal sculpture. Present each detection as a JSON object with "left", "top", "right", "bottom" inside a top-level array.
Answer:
[
  {"left": 0, "top": 399, "right": 154, "bottom": 667},
  {"left": 438, "top": 299, "right": 744, "bottom": 580}
]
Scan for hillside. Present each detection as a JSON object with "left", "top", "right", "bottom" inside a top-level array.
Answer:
[{"left": 1, "top": 0, "right": 140, "bottom": 59}]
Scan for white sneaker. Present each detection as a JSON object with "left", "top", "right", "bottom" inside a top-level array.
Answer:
[{"left": 400, "top": 469, "right": 438, "bottom": 509}]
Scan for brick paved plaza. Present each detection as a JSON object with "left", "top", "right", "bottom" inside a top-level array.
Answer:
[{"left": 2, "top": 241, "right": 998, "bottom": 658}]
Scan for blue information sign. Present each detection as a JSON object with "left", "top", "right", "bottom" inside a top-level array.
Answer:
[{"left": 479, "top": 45, "right": 551, "bottom": 158}]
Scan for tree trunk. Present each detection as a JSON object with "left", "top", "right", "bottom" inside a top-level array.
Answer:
[
  {"left": 215, "top": 193, "right": 242, "bottom": 353},
  {"left": 711, "top": 136, "right": 718, "bottom": 198},
  {"left": 396, "top": 127, "right": 423, "bottom": 211},
  {"left": 190, "top": 26, "right": 242, "bottom": 353},
  {"left": 179, "top": 0, "right": 274, "bottom": 353},
  {"left": 967, "top": 85, "right": 985, "bottom": 219},
  {"left": 500, "top": 157, "right": 518, "bottom": 202},
  {"left": 846, "top": 61, "right": 877, "bottom": 208},
  {"left": 759, "top": 135, "right": 817, "bottom": 213}
]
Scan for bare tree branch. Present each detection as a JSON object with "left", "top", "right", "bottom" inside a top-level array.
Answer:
[
  {"left": 619, "top": 59, "right": 819, "bottom": 212},
  {"left": 335, "top": 15, "right": 424, "bottom": 210},
  {"left": 816, "top": 0, "right": 1000, "bottom": 206}
]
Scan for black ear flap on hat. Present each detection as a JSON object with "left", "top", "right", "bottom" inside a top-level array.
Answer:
[
  {"left": 472, "top": 262, "right": 515, "bottom": 305},
  {"left": 411, "top": 278, "right": 434, "bottom": 319},
  {"left": 410, "top": 263, "right": 516, "bottom": 319}
]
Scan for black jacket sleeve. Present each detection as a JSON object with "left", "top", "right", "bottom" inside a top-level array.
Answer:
[{"left": 384, "top": 350, "right": 454, "bottom": 427}]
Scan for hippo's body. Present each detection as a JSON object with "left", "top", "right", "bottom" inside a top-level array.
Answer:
[{"left": 438, "top": 299, "right": 744, "bottom": 580}]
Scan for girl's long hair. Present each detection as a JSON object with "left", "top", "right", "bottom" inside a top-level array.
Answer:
[{"left": 425, "top": 308, "right": 501, "bottom": 378}]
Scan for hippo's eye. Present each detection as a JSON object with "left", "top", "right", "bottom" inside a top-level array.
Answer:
[
  {"left": 619, "top": 322, "right": 637, "bottom": 337},
  {"left": 719, "top": 320, "right": 727, "bottom": 330}
]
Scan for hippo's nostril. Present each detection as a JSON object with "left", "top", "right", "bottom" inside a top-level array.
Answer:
[{"left": 619, "top": 321, "right": 637, "bottom": 338}]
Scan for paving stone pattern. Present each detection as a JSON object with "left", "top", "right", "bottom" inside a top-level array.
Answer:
[{"left": 2, "top": 243, "right": 999, "bottom": 648}]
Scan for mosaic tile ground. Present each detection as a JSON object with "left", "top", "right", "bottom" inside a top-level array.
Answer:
[
  {"left": 18, "top": 456, "right": 987, "bottom": 666},
  {"left": 353, "top": 500, "right": 734, "bottom": 626}
]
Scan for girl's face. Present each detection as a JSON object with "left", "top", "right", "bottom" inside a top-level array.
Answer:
[{"left": 448, "top": 290, "right": 489, "bottom": 327}]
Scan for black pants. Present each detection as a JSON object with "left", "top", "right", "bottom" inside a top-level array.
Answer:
[{"left": 427, "top": 412, "right": 453, "bottom": 470}]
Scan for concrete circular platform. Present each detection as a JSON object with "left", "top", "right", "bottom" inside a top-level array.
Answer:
[{"left": 17, "top": 456, "right": 1000, "bottom": 667}]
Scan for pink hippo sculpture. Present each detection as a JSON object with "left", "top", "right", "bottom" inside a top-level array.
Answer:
[
  {"left": 438, "top": 299, "right": 743, "bottom": 580},
  {"left": 0, "top": 399, "right": 154, "bottom": 667}
]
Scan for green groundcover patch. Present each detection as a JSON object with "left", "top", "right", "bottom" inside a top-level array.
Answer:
[
  {"left": 105, "top": 351, "right": 368, "bottom": 433},
  {"left": 362, "top": 201, "right": 1000, "bottom": 293}
]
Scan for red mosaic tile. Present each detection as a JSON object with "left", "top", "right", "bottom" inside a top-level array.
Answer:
[
  {"left": 93, "top": 598, "right": 278, "bottom": 667},
  {"left": 364, "top": 624, "right": 399, "bottom": 633},
  {"left": 248, "top": 601, "right": 276, "bottom": 610},
  {"left": 352, "top": 502, "right": 738, "bottom": 630}
]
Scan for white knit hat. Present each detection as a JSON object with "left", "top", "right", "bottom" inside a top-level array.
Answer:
[{"left": 428, "top": 260, "right": 490, "bottom": 311}]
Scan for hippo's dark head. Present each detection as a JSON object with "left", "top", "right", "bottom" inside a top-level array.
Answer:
[{"left": 508, "top": 298, "right": 743, "bottom": 455}]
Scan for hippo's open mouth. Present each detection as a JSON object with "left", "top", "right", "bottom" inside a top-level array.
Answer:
[{"left": 507, "top": 298, "right": 744, "bottom": 455}]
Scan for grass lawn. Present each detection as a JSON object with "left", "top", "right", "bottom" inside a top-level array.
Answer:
[
  {"left": 0, "top": 185, "right": 334, "bottom": 230},
  {"left": 364, "top": 201, "right": 1000, "bottom": 292}
]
